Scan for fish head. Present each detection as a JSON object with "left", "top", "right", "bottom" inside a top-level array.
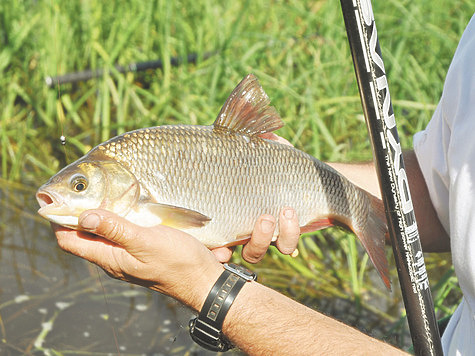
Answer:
[{"left": 36, "top": 150, "right": 140, "bottom": 229}]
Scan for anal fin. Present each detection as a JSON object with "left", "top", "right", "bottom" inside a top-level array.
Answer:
[
  {"left": 300, "top": 218, "right": 335, "bottom": 234},
  {"left": 221, "top": 235, "right": 252, "bottom": 248}
]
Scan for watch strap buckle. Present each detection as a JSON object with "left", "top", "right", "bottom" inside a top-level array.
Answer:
[{"left": 189, "top": 317, "right": 233, "bottom": 352}]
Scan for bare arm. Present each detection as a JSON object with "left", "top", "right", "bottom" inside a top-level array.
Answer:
[
  {"left": 53, "top": 210, "right": 407, "bottom": 355},
  {"left": 224, "top": 280, "right": 405, "bottom": 355},
  {"left": 328, "top": 150, "right": 450, "bottom": 252}
]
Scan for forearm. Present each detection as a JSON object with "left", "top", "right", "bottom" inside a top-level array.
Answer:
[
  {"left": 222, "top": 281, "right": 406, "bottom": 355},
  {"left": 327, "top": 151, "right": 450, "bottom": 252},
  {"left": 328, "top": 161, "right": 382, "bottom": 199}
]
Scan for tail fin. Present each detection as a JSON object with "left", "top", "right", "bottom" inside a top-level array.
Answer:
[{"left": 354, "top": 192, "right": 391, "bottom": 290}]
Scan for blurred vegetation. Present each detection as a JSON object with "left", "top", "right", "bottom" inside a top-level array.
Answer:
[{"left": 0, "top": 0, "right": 472, "bottom": 350}]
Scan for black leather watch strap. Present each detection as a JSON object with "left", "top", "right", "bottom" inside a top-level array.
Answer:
[
  {"left": 200, "top": 270, "right": 246, "bottom": 328},
  {"left": 189, "top": 264, "right": 256, "bottom": 352}
]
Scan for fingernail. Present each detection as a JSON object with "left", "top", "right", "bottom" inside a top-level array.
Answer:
[
  {"left": 283, "top": 208, "right": 294, "bottom": 219},
  {"left": 80, "top": 213, "right": 100, "bottom": 230},
  {"left": 260, "top": 218, "right": 274, "bottom": 234}
]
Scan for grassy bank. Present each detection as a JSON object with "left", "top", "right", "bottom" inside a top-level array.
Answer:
[{"left": 1, "top": 0, "right": 472, "bottom": 349}]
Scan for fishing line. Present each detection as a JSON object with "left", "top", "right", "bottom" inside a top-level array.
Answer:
[
  {"left": 95, "top": 268, "right": 121, "bottom": 356},
  {"left": 50, "top": 1, "right": 68, "bottom": 163},
  {"left": 50, "top": 2, "right": 120, "bottom": 354},
  {"left": 56, "top": 85, "right": 68, "bottom": 161}
]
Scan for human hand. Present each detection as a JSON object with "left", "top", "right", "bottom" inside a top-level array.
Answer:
[
  {"left": 212, "top": 208, "right": 300, "bottom": 263},
  {"left": 53, "top": 209, "right": 223, "bottom": 312}
]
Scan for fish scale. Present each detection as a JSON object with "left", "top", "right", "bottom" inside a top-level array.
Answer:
[
  {"left": 36, "top": 74, "right": 390, "bottom": 289},
  {"left": 98, "top": 125, "right": 358, "bottom": 247}
]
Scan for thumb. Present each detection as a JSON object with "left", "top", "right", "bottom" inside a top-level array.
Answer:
[{"left": 79, "top": 209, "right": 141, "bottom": 248}]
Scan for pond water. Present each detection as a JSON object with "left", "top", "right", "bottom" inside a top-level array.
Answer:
[{"left": 0, "top": 184, "right": 243, "bottom": 355}]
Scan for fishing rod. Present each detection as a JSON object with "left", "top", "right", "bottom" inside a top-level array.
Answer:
[
  {"left": 339, "top": 1, "right": 443, "bottom": 355},
  {"left": 45, "top": 52, "right": 215, "bottom": 88},
  {"left": 44, "top": 31, "right": 324, "bottom": 89}
]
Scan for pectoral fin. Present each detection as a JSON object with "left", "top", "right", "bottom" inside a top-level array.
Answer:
[{"left": 141, "top": 203, "right": 211, "bottom": 229}]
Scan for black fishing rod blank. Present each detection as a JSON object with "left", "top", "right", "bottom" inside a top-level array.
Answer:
[
  {"left": 339, "top": 1, "right": 443, "bottom": 355},
  {"left": 45, "top": 52, "right": 214, "bottom": 88}
]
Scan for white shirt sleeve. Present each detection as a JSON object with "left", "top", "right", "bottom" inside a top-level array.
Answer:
[{"left": 413, "top": 14, "right": 475, "bottom": 356}]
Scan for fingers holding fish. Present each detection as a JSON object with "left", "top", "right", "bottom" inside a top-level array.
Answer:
[
  {"left": 211, "top": 208, "right": 300, "bottom": 263},
  {"left": 51, "top": 212, "right": 136, "bottom": 282},
  {"left": 79, "top": 210, "right": 138, "bottom": 250},
  {"left": 242, "top": 214, "right": 276, "bottom": 263},
  {"left": 241, "top": 208, "right": 300, "bottom": 263},
  {"left": 75, "top": 209, "right": 160, "bottom": 269},
  {"left": 210, "top": 246, "right": 234, "bottom": 263},
  {"left": 274, "top": 207, "right": 300, "bottom": 255},
  {"left": 52, "top": 222, "right": 114, "bottom": 261},
  {"left": 56, "top": 209, "right": 224, "bottom": 309},
  {"left": 52, "top": 223, "right": 96, "bottom": 259}
]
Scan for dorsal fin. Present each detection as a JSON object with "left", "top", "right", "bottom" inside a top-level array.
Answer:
[{"left": 213, "top": 74, "right": 284, "bottom": 136}]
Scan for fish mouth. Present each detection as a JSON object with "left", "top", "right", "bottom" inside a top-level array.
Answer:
[
  {"left": 36, "top": 189, "right": 79, "bottom": 228},
  {"left": 36, "top": 188, "right": 63, "bottom": 211}
]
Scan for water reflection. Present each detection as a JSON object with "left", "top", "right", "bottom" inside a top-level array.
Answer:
[{"left": 0, "top": 185, "right": 242, "bottom": 355}]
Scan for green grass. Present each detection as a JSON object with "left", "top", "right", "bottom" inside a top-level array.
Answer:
[
  {"left": 1, "top": 0, "right": 473, "bottom": 349},
  {"left": 2, "top": 0, "right": 471, "bottom": 177}
]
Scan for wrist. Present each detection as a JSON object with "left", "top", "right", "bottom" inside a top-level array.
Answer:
[
  {"left": 196, "top": 264, "right": 225, "bottom": 311},
  {"left": 150, "top": 262, "right": 224, "bottom": 312},
  {"left": 186, "top": 263, "right": 225, "bottom": 312},
  {"left": 189, "top": 263, "right": 257, "bottom": 352}
]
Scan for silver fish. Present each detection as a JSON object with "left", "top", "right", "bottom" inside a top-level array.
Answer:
[{"left": 36, "top": 74, "right": 390, "bottom": 288}]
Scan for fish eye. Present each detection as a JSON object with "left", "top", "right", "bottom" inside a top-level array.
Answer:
[{"left": 70, "top": 175, "right": 88, "bottom": 192}]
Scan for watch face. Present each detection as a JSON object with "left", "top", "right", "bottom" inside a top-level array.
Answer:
[{"left": 189, "top": 318, "right": 231, "bottom": 352}]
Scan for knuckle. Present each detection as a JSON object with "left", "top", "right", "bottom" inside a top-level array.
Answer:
[
  {"left": 243, "top": 253, "right": 263, "bottom": 264},
  {"left": 276, "top": 230, "right": 300, "bottom": 255},
  {"left": 243, "top": 245, "right": 266, "bottom": 264},
  {"left": 280, "top": 220, "right": 300, "bottom": 239},
  {"left": 212, "top": 247, "right": 233, "bottom": 263},
  {"left": 252, "top": 237, "right": 271, "bottom": 250},
  {"left": 102, "top": 216, "right": 126, "bottom": 241}
]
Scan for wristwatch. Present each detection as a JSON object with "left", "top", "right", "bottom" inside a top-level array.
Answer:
[{"left": 189, "top": 263, "right": 257, "bottom": 352}]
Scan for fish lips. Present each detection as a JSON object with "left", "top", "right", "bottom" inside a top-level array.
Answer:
[{"left": 36, "top": 189, "right": 80, "bottom": 228}]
